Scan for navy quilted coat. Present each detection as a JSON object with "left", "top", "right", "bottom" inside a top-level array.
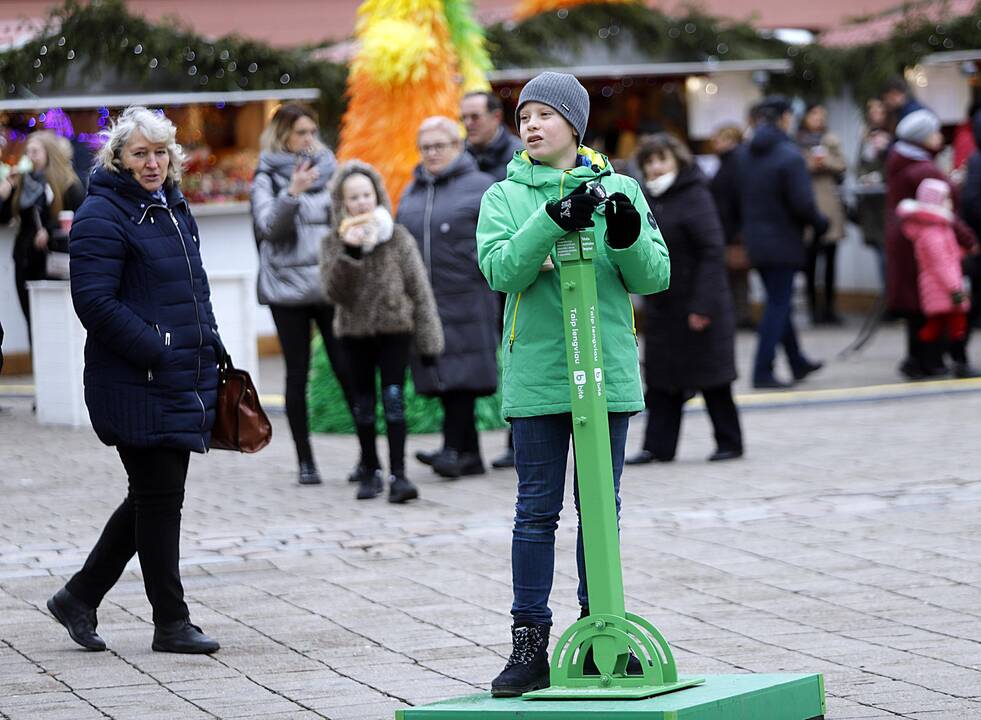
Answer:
[{"left": 70, "top": 167, "right": 220, "bottom": 453}]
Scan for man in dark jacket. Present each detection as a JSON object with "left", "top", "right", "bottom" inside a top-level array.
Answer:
[
  {"left": 881, "top": 76, "right": 928, "bottom": 131},
  {"left": 736, "top": 95, "right": 828, "bottom": 388},
  {"left": 961, "top": 109, "right": 981, "bottom": 327},
  {"left": 461, "top": 91, "right": 524, "bottom": 182}
]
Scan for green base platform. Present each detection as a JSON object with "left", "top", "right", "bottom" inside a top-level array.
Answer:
[{"left": 396, "top": 673, "right": 824, "bottom": 720}]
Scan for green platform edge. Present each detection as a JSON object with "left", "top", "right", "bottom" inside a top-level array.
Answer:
[{"left": 395, "top": 673, "right": 825, "bottom": 719}]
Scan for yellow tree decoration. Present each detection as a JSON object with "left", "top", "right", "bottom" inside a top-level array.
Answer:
[
  {"left": 338, "top": 0, "right": 489, "bottom": 203},
  {"left": 514, "top": 0, "right": 638, "bottom": 22}
]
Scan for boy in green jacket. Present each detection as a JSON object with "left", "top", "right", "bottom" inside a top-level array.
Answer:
[{"left": 476, "top": 72, "right": 671, "bottom": 696}]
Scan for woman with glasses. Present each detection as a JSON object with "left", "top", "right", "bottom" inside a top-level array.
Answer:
[{"left": 397, "top": 116, "right": 497, "bottom": 479}]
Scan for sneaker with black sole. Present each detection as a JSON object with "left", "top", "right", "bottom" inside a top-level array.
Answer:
[
  {"left": 491, "top": 623, "right": 550, "bottom": 698},
  {"left": 356, "top": 469, "right": 385, "bottom": 500},
  {"left": 47, "top": 587, "right": 106, "bottom": 651},
  {"left": 388, "top": 473, "right": 419, "bottom": 503},
  {"left": 152, "top": 619, "right": 219, "bottom": 654}
]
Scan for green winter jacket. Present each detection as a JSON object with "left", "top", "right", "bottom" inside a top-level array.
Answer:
[{"left": 477, "top": 147, "right": 670, "bottom": 419}]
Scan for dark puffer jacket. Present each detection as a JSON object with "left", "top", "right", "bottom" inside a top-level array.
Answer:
[
  {"left": 961, "top": 110, "right": 981, "bottom": 240},
  {"left": 397, "top": 152, "right": 498, "bottom": 396},
  {"left": 736, "top": 123, "right": 827, "bottom": 269},
  {"left": 642, "top": 166, "right": 736, "bottom": 391},
  {"left": 70, "top": 167, "right": 220, "bottom": 453},
  {"left": 466, "top": 127, "right": 523, "bottom": 182}
]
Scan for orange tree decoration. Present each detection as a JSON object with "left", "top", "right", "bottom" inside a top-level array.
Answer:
[{"left": 514, "top": 0, "right": 639, "bottom": 22}]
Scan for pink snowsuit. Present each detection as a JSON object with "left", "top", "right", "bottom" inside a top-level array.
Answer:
[{"left": 897, "top": 199, "right": 969, "bottom": 317}]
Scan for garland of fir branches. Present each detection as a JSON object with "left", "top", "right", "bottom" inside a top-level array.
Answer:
[{"left": 0, "top": 0, "right": 348, "bottom": 140}]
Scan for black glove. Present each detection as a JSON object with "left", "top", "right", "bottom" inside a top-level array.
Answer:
[
  {"left": 605, "top": 192, "right": 641, "bottom": 248},
  {"left": 545, "top": 182, "right": 603, "bottom": 232},
  {"left": 420, "top": 354, "right": 437, "bottom": 367}
]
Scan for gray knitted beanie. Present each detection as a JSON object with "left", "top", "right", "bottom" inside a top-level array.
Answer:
[
  {"left": 515, "top": 72, "right": 589, "bottom": 141},
  {"left": 896, "top": 109, "right": 941, "bottom": 146}
]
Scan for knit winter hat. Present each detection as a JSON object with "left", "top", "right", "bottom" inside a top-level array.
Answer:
[
  {"left": 896, "top": 109, "right": 941, "bottom": 145},
  {"left": 515, "top": 72, "right": 589, "bottom": 141},
  {"left": 915, "top": 177, "right": 950, "bottom": 207}
]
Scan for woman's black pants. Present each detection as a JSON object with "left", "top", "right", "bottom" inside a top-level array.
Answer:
[
  {"left": 441, "top": 390, "right": 481, "bottom": 455},
  {"left": 642, "top": 384, "right": 743, "bottom": 461},
  {"left": 66, "top": 447, "right": 191, "bottom": 625},
  {"left": 270, "top": 303, "right": 356, "bottom": 465}
]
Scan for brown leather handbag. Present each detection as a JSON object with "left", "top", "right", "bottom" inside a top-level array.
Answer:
[{"left": 210, "top": 354, "right": 272, "bottom": 453}]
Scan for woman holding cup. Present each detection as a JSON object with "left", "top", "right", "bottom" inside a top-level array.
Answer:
[{"left": 0, "top": 131, "right": 84, "bottom": 338}]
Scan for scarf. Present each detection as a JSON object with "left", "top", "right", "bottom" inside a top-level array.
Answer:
[{"left": 18, "top": 171, "right": 49, "bottom": 211}]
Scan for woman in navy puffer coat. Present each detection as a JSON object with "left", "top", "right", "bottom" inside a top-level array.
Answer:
[{"left": 48, "top": 107, "right": 221, "bottom": 656}]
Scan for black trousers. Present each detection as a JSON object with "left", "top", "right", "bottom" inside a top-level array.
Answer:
[
  {"left": 642, "top": 384, "right": 743, "bottom": 461},
  {"left": 442, "top": 390, "right": 480, "bottom": 455},
  {"left": 344, "top": 334, "right": 411, "bottom": 474},
  {"left": 66, "top": 447, "right": 190, "bottom": 625},
  {"left": 805, "top": 241, "right": 838, "bottom": 320},
  {"left": 15, "top": 253, "right": 47, "bottom": 344},
  {"left": 270, "top": 303, "right": 355, "bottom": 465}
]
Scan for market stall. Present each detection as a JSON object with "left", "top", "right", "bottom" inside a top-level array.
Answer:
[{"left": 0, "top": 87, "right": 320, "bottom": 377}]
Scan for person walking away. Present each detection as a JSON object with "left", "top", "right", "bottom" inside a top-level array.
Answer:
[
  {"left": 625, "top": 133, "right": 742, "bottom": 465},
  {"left": 251, "top": 103, "right": 356, "bottom": 485},
  {"left": 797, "top": 103, "right": 848, "bottom": 324},
  {"left": 397, "top": 116, "right": 498, "bottom": 479},
  {"left": 884, "top": 109, "right": 979, "bottom": 379},
  {"left": 736, "top": 96, "right": 827, "bottom": 389},
  {"left": 461, "top": 90, "right": 524, "bottom": 468},
  {"left": 898, "top": 179, "right": 977, "bottom": 376},
  {"left": 49, "top": 106, "right": 221, "bottom": 655},
  {"left": 0, "top": 131, "right": 84, "bottom": 340},
  {"left": 709, "top": 124, "right": 754, "bottom": 329},
  {"left": 476, "top": 72, "right": 671, "bottom": 697},
  {"left": 321, "top": 161, "right": 444, "bottom": 503}
]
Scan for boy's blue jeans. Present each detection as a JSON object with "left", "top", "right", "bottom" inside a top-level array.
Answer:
[{"left": 509, "top": 412, "right": 629, "bottom": 627}]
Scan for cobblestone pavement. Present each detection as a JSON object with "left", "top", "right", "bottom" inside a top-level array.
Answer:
[{"left": 2, "top": 322, "right": 981, "bottom": 719}]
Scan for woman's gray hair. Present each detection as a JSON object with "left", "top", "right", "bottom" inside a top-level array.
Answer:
[
  {"left": 96, "top": 106, "right": 186, "bottom": 182},
  {"left": 417, "top": 116, "right": 463, "bottom": 145}
]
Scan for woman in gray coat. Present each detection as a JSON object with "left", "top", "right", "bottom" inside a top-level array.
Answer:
[
  {"left": 397, "top": 116, "right": 498, "bottom": 479},
  {"left": 251, "top": 103, "right": 355, "bottom": 486}
]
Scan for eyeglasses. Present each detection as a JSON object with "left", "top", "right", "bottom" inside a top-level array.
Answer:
[{"left": 419, "top": 142, "right": 454, "bottom": 155}]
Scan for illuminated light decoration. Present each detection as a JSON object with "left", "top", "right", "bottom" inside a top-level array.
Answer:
[
  {"left": 338, "top": 0, "right": 490, "bottom": 202},
  {"left": 513, "top": 0, "right": 636, "bottom": 22}
]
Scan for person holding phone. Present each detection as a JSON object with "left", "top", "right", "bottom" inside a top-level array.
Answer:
[
  {"left": 0, "top": 131, "right": 84, "bottom": 339},
  {"left": 251, "top": 103, "right": 356, "bottom": 486}
]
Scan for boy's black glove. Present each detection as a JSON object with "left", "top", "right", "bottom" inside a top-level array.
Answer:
[
  {"left": 546, "top": 182, "right": 603, "bottom": 232},
  {"left": 605, "top": 192, "right": 641, "bottom": 248}
]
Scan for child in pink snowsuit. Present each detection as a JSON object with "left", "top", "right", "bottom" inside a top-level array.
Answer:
[{"left": 897, "top": 178, "right": 971, "bottom": 374}]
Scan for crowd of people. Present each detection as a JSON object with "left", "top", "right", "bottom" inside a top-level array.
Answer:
[{"left": 1, "top": 68, "right": 976, "bottom": 693}]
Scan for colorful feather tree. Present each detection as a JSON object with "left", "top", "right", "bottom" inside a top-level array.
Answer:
[
  {"left": 338, "top": 0, "right": 490, "bottom": 203},
  {"left": 514, "top": 0, "right": 638, "bottom": 22}
]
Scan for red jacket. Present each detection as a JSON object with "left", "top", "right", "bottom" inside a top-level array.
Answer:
[
  {"left": 884, "top": 146, "right": 976, "bottom": 313},
  {"left": 897, "top": 200, "right": 969, "bottom": 316}
]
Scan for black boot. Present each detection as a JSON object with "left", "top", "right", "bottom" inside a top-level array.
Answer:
[
  {"left": 355, "top": 469, "right": 385, "bottom": 500},
  {"left": 298, "top": 460, "right": 322, "bottom": 485},
  {"left": 414, "top": 448, "right": 446, "bottom": 466},
  {"left": 47, "top": 587, "right": 106, "bottom": 651},
  {"left": 491, "top": 448, "right": 515, "bottom": 469},
  {"left": 347, "top": 463, "right": 377, "bottom": 484},
  {"left": 491, "top": 623, "right": 550, "bottom": 698},
  {"left": 578, "top": 606, "right": 643, "bottom": 676},
  {"left": 388, "top": 472, "right": 419, "bottom": 504},
  {"left": 433, "top": 450, "right": 486, "bottom": 479},
  {"left": 152, "top": 619, "right": 220, "bottom": 654}
]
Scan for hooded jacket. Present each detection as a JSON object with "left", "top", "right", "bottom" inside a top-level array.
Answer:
[
  {"left": 897, "top": 199, "right": 970, "bottom": 316},
  {"left": 321, "top": 161, "right": 443, "bottom": 355},
  {"left": 397, "top": 152, "right": 498, "bottom": 395},
  {"left": 69, "top": 167, "right": 220, "bottom": 453},
  {"left": 250, "top": 148, "right": 337, "bottom": 306},
  {"left": 736, "top": 123, "right": 827, "bottom": 269},
  {"left": 466, "top": 127, "right": 524, "bottom": 182},
  {"left": 476, "top": 147, "right": 670, "bottom": 419}
]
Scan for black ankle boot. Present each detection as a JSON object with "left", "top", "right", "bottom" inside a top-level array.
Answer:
[
  {"left": 47, "top": 587, "right": 106, "bottom": 651},
  {"left": 388, "top": 472, "right": 419, "bottom": 504},
  {"left": 491, "top": 623, "right": 550, "bottom": 697},
  {"left": 298, "top": 460, "right": 322, "bottom": 485},
  {"left": 578, "top": 606, "right": 643, "bottom": 676},
  {"left": 152, "top": 618, "right": 219, "bottom": 654}
]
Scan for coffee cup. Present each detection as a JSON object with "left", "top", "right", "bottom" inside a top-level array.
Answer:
[{"left": 58, "top": 210, "right": 74, "bottom": 233}]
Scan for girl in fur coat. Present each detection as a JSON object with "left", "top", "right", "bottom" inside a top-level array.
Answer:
[
  {"left": 897, "top": 178, "right": 977, "bottom": 377},
  {"left": 321, "top": 161, "right": 444, "bottom": 502}
]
